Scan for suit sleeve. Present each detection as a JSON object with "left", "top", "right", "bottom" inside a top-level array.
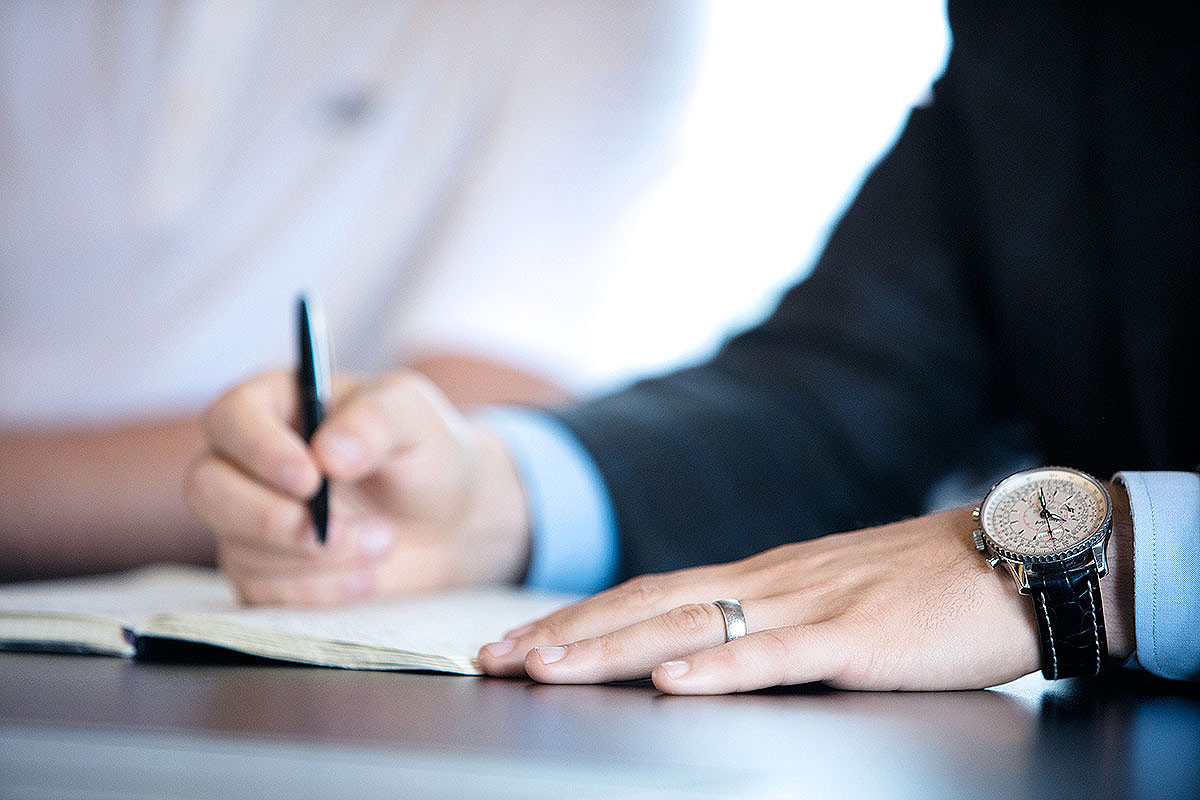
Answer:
[{"left": 551, "top": 69, "right": 999, "bottom": 580}]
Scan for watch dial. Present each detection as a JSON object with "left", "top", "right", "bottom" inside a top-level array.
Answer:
[{"left": 980, "top": 468, "right": 1109, "bottom": 558}]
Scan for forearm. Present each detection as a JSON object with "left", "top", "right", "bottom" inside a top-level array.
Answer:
[
  {"left": 409, "top": 353, "right": 571, "bottom": 409},
  {"left": 0, "top": 418, "right": 216, "bottom": 581}
]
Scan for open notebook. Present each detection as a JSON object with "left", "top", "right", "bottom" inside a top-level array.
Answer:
[{"left": 0, "top": 566, "right": 577, "bottom": 674}]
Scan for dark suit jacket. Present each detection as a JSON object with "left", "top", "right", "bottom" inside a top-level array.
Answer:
[{"left": 552, "top": 1, "right": 1200, "bottom": 581}]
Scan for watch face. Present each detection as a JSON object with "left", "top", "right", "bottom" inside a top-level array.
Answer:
[{"left": 979, "top": 467, "right": 1111, "bottom": 562}]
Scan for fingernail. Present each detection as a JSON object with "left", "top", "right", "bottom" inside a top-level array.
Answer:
[
  {"left": 660, "top": 660, "right": 690, "bottom": 679},
  {"left": 534, "top": 645, "right": 566, "bottom": 665},
  {"left": 359, "top": 524, "right": 393, "bottom": 557},
  {"left": 323, "top": 433, "right": 364, "bottom": 469},
  {"left": 483, "top": 640, "right": 515, "bottom": 658},
  {"left": 506, "top": 623, "right": 534, "bottom": 639}
]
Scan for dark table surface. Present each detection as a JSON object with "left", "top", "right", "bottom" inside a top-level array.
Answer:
[{"left": 1, "top": 651, "right": 1198, "bottom": 799}]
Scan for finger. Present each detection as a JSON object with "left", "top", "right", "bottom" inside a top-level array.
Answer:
[
  {"left": 227, "top": 560, "right": 376, "bottom": 607},
  {"left": 312, "top": 371, "right": 454, "bottom": 481},
  {"left": 479, "top": 570, "right": 733, "bottom": 675},
  {"left": 511, "top": 567, "right": 736, "bottom": 640},
  {"left": 651, "top": 623, "right": 848, "bottom": 695},
  {"left": 521, "top": 601, "right": 744, "bottom": 684},
  {"left": 216, "top": 519, "right": 392, "bottom": 578},
  {"left": 481, "top": 590, "right": 785, "bottom": 680},
  {"left": 186, "top": 453, "right": 325, "bottom": 555},
  {"left": 204, "top": 370, "right": 321, "bottom": 498},
  {"left": 188, "top": 451, "right": 400, "bottom": 561}
]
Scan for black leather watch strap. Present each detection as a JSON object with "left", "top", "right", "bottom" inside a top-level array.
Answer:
[{"left": 1026, "top": 564, "right": 1106, "bottom": 679}]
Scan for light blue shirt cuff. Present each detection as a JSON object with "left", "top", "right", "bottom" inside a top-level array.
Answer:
[
  {"left": 475, "top": 407, "right": 619, "bottom": 595},
  {"left": 1114, "top": 470, "right": 1200, "bottom": 681}
]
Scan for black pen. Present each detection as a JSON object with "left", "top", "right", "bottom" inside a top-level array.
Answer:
[{"left": 297, "top": 294, "right": 331, "bottom": 544}]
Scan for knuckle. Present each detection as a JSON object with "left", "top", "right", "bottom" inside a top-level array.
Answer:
[
  {"left": 533, "top": 615, "right": 580, "bottom": 646},
  {"left": 753, "top": 627, "right": 793, "bottom": 662},
  {"left": 749, "top": 628, "right": 795, "bottom": 687},
  {"left": 754, "top": 552, "right": 799, "bottom": 584},
  {"left": 615, "top": 575, "right": 668, "bottom": 610},
  {"left": 357, "top": 392, "right": 392, "bottom": 434},
  {"left": 255, "top": 498, "right": 304, "bottom": 546},
  {"left": 666, "top": 603, "right": 719, "bottom": 638},
  {"left": 201, "top": 392, "right": 234, "bottom": 441},
  {"left": 528, "top": 622, "right": 565, "bottom": 645},
  {"left": 587, "top": 635, "right": 621, "bottom": 660},
  {"left": 337, "top": 390, "right": 394, "bottom": 451}
]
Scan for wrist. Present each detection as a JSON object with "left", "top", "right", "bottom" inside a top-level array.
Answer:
[
  {"left": 456, "top": 426, "right": 532, "bottom": 585},
  {"left": 975, "top": 467, "right": 1128, "bottom": 679},
  {"left": 1102, "top": 481, "right": 1135, "bottom": 661}
]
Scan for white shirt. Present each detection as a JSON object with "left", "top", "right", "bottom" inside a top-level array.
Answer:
[{"left": 0, "top": 0, "right": 701, "bottom": 424}]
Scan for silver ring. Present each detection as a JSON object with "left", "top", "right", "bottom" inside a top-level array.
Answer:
[{"left": 713, "top": 599, "right": 747, "bottom": 642}]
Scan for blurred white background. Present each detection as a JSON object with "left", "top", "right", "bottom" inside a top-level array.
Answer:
[{"left": 576, "top": 0, "right": 951, "bottom": 394}]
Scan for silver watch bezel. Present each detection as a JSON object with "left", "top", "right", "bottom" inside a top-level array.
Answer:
[{"left": 975, "top": 466, "right": 1113, "bottom": 569}]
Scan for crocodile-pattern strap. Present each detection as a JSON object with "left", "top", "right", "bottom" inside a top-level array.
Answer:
[{"left": 1027, "top": 565, "right": 1106, "bottom": 679}]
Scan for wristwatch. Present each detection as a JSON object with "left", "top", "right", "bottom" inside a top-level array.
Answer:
[{"left": 972, "top": 466, "right": 1113, "bottom": 679}]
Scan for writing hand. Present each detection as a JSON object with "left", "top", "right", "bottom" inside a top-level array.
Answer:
[{"left": 185, "top": 369, "right": 531, "bottom": 605}]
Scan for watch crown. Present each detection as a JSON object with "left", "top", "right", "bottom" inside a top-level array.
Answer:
[{"left": 972, "top": 530, "right": 987, "bottom": 552}]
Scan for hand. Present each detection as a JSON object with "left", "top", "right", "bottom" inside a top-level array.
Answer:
[
  {"left": 478, "top": 505, "right": 1133, "bottom": 693},
  {"left": 185, "top": 369, "right": 531, "bottom": 605}
]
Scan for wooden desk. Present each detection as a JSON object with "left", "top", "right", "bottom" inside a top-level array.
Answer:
[{"left": 1, "top": 651, "right": 1197, "bottom": 799}]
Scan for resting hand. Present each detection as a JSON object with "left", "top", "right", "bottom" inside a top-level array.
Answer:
[
  {"left": 185, "top": 370, "right": 530, "bottom": 605},
  {"left": 479, "top": 503, "right": 1133, "bottom": 693}
]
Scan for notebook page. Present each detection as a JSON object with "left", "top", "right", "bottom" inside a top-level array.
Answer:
[
  {"left": 0, "top": 565, "right": 237, "bottom": 625},
  {"left": 0, "top": 565, "right": 237, "bottom": 656},
  {"left": 142, "top": 588, "right": 578, "bottom": 672}
]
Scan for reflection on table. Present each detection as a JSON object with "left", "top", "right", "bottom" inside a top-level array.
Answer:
[{"left": 0, "top": 652, "right": 1197, "bottom": 799}]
